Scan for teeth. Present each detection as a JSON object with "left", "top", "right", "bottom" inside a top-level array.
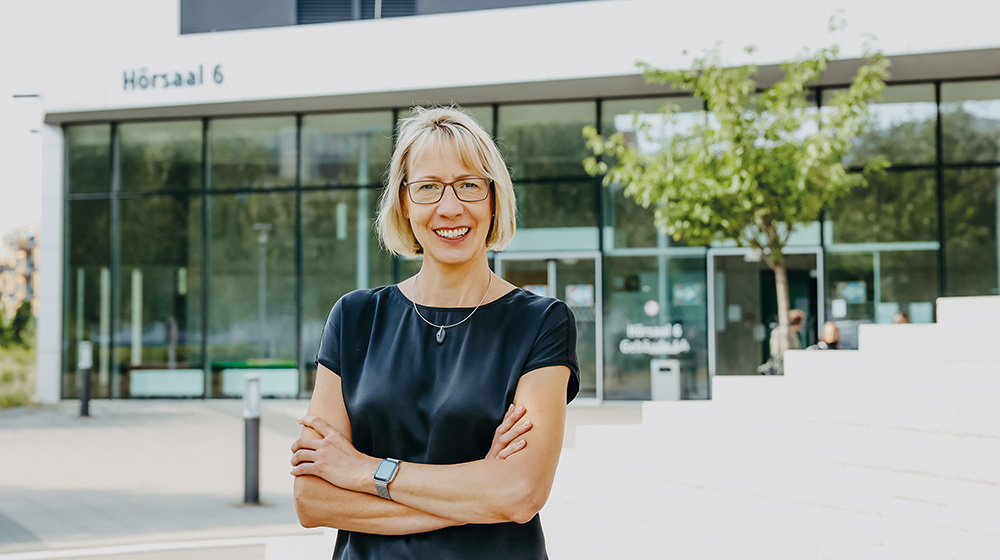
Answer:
[{"left": 436, "top": 227, "right": 470, "bottom": 239}]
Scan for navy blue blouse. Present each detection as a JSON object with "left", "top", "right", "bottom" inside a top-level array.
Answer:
[{"left": 315, "top": 285, "right": 580, "bottom": 559}]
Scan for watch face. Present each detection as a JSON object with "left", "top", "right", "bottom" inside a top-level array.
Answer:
[{"left": 374, "top": 460, "right": 397, "bottom": 482}]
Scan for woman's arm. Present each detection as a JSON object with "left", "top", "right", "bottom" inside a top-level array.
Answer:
[
  {"left": 293, "top": 364, "right": 461, "bottom": 534},
  {"left": 293, "top": 364, "right": 571, "bottom": 525}
]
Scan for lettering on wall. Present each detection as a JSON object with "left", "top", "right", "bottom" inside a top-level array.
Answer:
[
  {"left": 619, "top": 323, "right": 691, "bottom": 355},
  {"left": 122, "top": 64, "right": 224, "bottom": 91}
]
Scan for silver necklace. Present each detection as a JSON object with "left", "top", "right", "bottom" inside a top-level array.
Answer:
[{"left": 411, "top": 272, "right": 493, "bottom": 345}]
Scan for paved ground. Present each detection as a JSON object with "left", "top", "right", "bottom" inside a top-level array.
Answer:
[{"left": 0, "top": 399, "right": 641, "bottom": 559}]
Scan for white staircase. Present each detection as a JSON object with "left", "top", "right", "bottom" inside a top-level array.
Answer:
[{"left": 543, "top": 296, "right": 1000, "bottom": 559}]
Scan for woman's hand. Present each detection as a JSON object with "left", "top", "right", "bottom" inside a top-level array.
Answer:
[
  {"left": 484, "top": 404, "right": 532, "bottom": 460},
  {"left": 292, "top": 415, "right": 377, "bottom": 493}
]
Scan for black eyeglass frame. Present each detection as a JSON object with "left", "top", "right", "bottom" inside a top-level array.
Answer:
[{"left": 403, "top": 177, "right": 494, "bottom": 205}]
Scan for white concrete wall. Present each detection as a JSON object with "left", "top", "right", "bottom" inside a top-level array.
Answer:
[
  {"left": 549, "top": 296, "right": 1000, "bottom": 558},
  {"left": 35, "top": 124, "right": 64, "bottom": 404},
  {"left": 10, "top": 0, "right": 1000, "bottom": 118}
]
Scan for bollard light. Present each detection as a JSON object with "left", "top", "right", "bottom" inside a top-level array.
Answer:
[
  {"left": 78, "top": 341, "right": 93, "bottom": 417},
  {"left": 243, "top": 373, "right": 261, "bottom": 504}
]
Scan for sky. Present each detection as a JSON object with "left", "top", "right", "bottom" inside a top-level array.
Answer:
[{"left": 0, "top": 2, "right": 43, "bottom": 236}]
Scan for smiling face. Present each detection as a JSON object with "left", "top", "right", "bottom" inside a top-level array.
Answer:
[{"left": 403, "top": 140, "right": 494, "bottom": 268}]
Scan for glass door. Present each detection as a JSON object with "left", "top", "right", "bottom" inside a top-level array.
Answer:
[
  {"left": 707, "top": 248, "right": 824, "bottom": 377},
  {"left": 495, "top": 252, "right": 602, "bottom": 401}
]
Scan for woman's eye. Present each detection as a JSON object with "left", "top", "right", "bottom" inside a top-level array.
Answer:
[
  {"left": 459, "top": 182, "right": 479, "bottom": 190},
  {"left": 417, "top": 183, "right": 440, "bottom": 191}
]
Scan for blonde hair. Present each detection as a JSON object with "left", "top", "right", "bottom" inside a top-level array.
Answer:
[{"left": 376, "top": 106, "right": 516, "bottom": 257}]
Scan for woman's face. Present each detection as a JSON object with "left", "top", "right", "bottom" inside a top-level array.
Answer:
[{"left": 403, "top": 141, "right": 493, "bottom": 268}]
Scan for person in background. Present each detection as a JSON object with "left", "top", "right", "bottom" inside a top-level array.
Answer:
[
  {"left": 763, "top": 309, "right": 805, "bottom": 375},
  {"left": 808, "top": 321, "right": 840, "bottom": 350},
  {"left": 893, "top": 311, "right": 910, "bottom": 324}
]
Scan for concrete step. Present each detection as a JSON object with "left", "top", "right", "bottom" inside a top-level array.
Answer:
[
  {"left": 857, "top": 323, "right": 999, "bottom": 361},
  {"left": 936, "top": 295, "right": 1000, "bottom": 328}
]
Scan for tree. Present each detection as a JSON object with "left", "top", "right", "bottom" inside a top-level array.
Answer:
[
  {"left": 10, "top": 301, "right": 33, "bottom": 346},
  {"left": 583, "top": 40, "right": 890, "bottom": 363}
]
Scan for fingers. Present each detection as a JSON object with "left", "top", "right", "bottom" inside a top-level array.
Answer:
[
  {"left": 496, "top": 417, "right": 531, "bottom": 452},
  {"left": 298, "top": 415, "right": 332, "bottom": 438},
  {"left": 493, "top": 404, "right": 526, "bottom": 439},
  {"left": 290, "top": 448, "right": 317, "bottom": 467},
  {"left": 497, "top": 438, "right": 527, "bottom": 460}
]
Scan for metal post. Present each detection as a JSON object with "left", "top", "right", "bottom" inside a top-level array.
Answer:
[
  {"left": 78, "top": 341, "right": 93, "bottom": 417},
  {"left": 243, "top": 374, "right": 261, "bottom": 504}
]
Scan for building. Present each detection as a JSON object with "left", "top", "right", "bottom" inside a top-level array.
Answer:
[
  {"left": 20, "top": 0, "right": 1000, "bottom": 403},
  {"left": 0, "top": 224, "right": 39, "bottom": 321}
]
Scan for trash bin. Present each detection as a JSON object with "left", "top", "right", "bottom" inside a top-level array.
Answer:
[{"left": 650, "top": 358, "right": 681, "bottom": 401}]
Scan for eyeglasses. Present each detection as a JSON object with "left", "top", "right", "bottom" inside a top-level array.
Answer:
[{"left": 404, "top": 177, "right": 492, "bottom": 205}]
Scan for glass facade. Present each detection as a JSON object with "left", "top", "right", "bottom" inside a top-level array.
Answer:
[{"left": 61, "top": 78, "right": 1000, "bottom": 400}]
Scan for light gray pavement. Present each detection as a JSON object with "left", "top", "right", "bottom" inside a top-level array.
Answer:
[{"left": 0, "top": 399, "right": 641, "bottom": 559}]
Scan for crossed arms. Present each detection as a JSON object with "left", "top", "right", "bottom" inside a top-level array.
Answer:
[{"left": 291, "top": 363, "right": 571, "bottom": 534}]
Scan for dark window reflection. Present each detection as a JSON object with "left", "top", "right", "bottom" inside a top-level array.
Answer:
[
  {"left": 498, "top": 102, "right": 594, "bottom": 180},
  {"left": 839, "top": 84, "right": 936, "bottom": 167},
  {"left": 66, "top": 125, "right": 111, "bottom": 194},
  {"left": 301, "top": 112, "right": 393, "bottom": 187},
  {"left": 300, "top": 188, "right": 393, "bottom": 391},
  {"left": 117, "top": 196, "right": 204, "bottom": 397},
  {"left": 119, "top": 121, "right": 202, "bottom": 192},
  {"left": 208, "top": 117, "right": 297, "bottom": 189},
  {"left": 829, "top": 170, "right": 937, "bottom": 243},
  {"left": 944, "top": 168, "right": 999, "bottom": 296},
  {"left": 63, "top": 199, "right": 111, "bottom": 398},
  {"left": 207, "top": 192, "right": 296, "bottom": 396},
  {"left": 941, "top": 81, "right": 1000, "bottom": 164}
]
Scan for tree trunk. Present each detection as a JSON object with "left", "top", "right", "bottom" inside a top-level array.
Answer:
[{"left": 771, "top": 263, "right": 793, "bottom": 375}]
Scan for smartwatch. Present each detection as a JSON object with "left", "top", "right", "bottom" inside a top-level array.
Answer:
[{"left": 373, "top": 458, "right": 401, "bottom": 500}]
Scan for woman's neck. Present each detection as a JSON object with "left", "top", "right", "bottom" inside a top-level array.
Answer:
[{"left": 412, "top": 258, "right": 493, "bottom": 308}]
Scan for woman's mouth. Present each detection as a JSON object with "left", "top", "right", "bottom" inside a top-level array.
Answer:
[{"left": 435, "top": 227, "right": 471, "bottom": 240}]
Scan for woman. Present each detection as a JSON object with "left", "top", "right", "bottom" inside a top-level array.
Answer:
[{"left": 291, "top": 106, "right": 580, "bottom": 558}]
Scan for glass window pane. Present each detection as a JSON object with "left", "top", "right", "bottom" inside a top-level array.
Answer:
[
  {"left": 944, "top": 168, "right": 999, "bottom": 296},
  {"left": 208, "top": 117, "right": 296, "bottom": 189},
  {"left": 507, "top": 181, "right": 598, "bottom": 252},
  {"left": 828, "top": 170, "right": 937, "bottom": 244},
  {"left": 66, "top": 125, "right": 111, "bottom": 194},
  {"left": 119, "top": 121, "right": 202, "bottom": 192},
  {"left": 207, "top": 192, "right": 296, "bottom": 397},
  {"left": 63, "top": 199, "right": 111, "bottom": 398},
  {"left": 301, "top": 188, "right": 394, "bottom": 391},
  {"left": 497, "top": 102, "right": 594, "bottom": 179},
  {"left": 398, "top": 105, "right": 494, "bottom": 137},
  {"left": 941, "top": 80, "right": 1000, "bottom": 164},
  {"left": 604, "top": 254, "right": 708, "bottom": 400},
  {"left": 836, "top": 84, "right": 936, "bottom": 167},
  {"left": 301, "top": 112, "right": 393, "bottom": 187},
  {"left": 117, "top": 196, "right": 204, "bottom": 397}
]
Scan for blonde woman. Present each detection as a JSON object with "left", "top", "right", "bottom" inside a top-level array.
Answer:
[{"left": 291, "top": 106, "right": 579, "bottom": 558}]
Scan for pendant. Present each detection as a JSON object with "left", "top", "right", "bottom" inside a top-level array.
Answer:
[{"left": 436, "top": 327, "right": 446, "bottom": 344}]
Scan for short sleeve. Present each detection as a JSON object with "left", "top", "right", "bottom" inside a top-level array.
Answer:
[
  {"left": 522, "top": 301, "right": 581, "bottom": 403},
  {"left": 315, "top": 298, "right": 343, "bottom": 374}
]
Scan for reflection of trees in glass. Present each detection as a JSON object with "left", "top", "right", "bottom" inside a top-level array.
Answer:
[
  {"left": 830, "top": 171, "right": 937, "bottom": 243},
  {"left": 66, "top": 125, "right": 111, "bottom": 193},
  {"left": 501, "top": 122, "right": 592, "bottom": 180},
  {"left": 209, "top": 118, "right": 296, "bottom": 188},
  {"left": 846, "top": 99, "right": 935, "bottom": 167},
  {"left": 945, "top": 168, "right": 999, "bottom": 296},
  {"left": 942, "top": 106, "right": 1000, "bottom": 163},
  {"left": 516, "top": 182, "right": 596, "bottom": 229},
  {"left": 120, "top": 123, "right": 201, "bottom": 191}
]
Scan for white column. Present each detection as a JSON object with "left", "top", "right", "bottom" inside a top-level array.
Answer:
[{"left": 36, "top": 123, "right": 63, "bottom": 404}]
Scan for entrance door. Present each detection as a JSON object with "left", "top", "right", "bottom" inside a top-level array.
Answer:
[
  {"left": 494, "top": 252, "right": 602, "bottom": 401},
  {"left": 707, "top": 248, "right": 824, "bottom": 376}
]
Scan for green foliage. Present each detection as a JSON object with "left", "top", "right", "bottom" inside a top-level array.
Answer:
[
  {"left": 584, "top": 43, "right": 891, "bottom": 270},
  {"left": 0, "top": 345, "right": 35, "bottom": 409}
]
